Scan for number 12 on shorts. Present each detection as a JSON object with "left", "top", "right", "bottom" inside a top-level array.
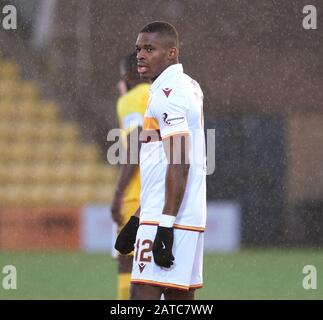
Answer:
[{"left": 135, "top": 239, "right": 153, "bottom": 262}]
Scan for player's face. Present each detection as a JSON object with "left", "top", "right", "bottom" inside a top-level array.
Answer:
[{"left": 135, "top": 32, "right": 173, "bottom": 80}]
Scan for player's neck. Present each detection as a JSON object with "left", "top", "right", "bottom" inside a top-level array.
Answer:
[{"left": 151, "top": 61, "right": 179, "bottom": 83}]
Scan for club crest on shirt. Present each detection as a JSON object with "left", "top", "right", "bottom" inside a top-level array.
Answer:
[
  {"left": 162, "top": 113, "right": 185, "bottom": 126},
  {"left": 162, "top": 88, "right": 172, "bottom": 98}
]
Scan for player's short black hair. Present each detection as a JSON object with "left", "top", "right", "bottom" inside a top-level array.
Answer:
[
  {"left": 120, "top": 51, "right": 137, "bottom": 75},
  {"left": 140, "top": 21, "right": 179, "bottom": 48}
]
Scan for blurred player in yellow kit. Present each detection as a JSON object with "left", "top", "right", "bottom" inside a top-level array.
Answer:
[{"left": 111, "top": 51, "right": 149, "bottom": 300}]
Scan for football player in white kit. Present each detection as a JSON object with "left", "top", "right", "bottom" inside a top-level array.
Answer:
[{"left": 115, "top": 21, "right": 206, "bottom": 300}]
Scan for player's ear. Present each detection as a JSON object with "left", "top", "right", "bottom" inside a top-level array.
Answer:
[{"left": 168, "top": 47, "right": 178, "bottom": 61}]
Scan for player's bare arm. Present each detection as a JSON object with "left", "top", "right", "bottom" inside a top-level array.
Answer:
[
  {"left": 152, "top": 133, "right": 190, "bottom": 268},
  {"left": 162, "top": 134, "right": 190, "bottom": 216},
  {"left": 111, "top": 127, "right": 142, "bottom": 225}
]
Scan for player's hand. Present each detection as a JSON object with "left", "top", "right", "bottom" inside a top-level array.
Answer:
[
  {"left": 115, "top": 216, "right": 139, "bottom": 254},
  {"left": 153, "top": 226, "right": 175, "bottom": 268}
]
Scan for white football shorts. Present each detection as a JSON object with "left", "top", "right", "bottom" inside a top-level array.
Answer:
[{"left": 131, "top": 223, "right": 204, "bottom": 291}]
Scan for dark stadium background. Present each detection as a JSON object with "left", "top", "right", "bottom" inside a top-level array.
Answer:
[{"left": 0, "top": 0, "right": 322, "bottom": 299}]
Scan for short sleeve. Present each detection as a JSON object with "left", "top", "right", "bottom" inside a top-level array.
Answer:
[{"left": 154, "top": 90, "right": 190, "bottom": 139}]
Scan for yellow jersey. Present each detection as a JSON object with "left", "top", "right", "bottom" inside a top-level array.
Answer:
[{"left": 116, "top": 83, "right": 150, "bottom": 208}]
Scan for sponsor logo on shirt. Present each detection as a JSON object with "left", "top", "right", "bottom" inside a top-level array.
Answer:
[{"left": 162, "top": 113, "right": 185, "bottom": 126}]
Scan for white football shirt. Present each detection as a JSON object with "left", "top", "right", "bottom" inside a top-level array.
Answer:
[{"left": 139, "top": 64, "right": 206, "bottom": 231}]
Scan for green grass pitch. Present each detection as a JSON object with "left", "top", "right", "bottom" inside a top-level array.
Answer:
[{"left": 0, "top": 249, "right": 322, "bottom": 299}]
